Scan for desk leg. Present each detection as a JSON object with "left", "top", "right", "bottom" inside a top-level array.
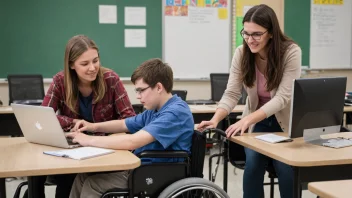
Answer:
[
  {"left": 293, "top": 167, "right": 301, "bottom": 198},
  {"left": 0, "top": 178, "right": 5, "bottom": 198},
  {"left": 27, "top": 176, "right": 44, "bottom": 198}
]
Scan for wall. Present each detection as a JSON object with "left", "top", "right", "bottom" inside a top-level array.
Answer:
[
  {"left": 0, "top": 69, "right": 351, "bottom": 106},
  {"left": 0, "top": 80, "right": 211, "bottom": 106}
]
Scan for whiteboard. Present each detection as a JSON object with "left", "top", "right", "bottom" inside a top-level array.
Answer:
[
  {"left": 309, "top": 0, "right": 352, "bottom": 69},
  {"left": 162, "top": 0, "right": 232, "bottom": 79}
]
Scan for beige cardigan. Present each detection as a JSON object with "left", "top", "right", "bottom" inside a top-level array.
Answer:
[{"left": 218, "top": 44, "right": 302, "bottom": 132}]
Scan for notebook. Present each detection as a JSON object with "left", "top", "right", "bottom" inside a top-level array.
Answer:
[
  {"left": 43, "top": 147, "right": 115, "bottom": 160},
  {"left": 255, "top": 134, "right": 293, "bottom": 143}
]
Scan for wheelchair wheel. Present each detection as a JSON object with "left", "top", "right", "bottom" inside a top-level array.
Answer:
[{"left": 158, "top": 177, "right": 229, "bottom": 198}]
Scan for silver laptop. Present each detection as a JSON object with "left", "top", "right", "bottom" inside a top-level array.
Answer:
[{"left": 11, "top": 103, "right": 80, "bottom": 148}]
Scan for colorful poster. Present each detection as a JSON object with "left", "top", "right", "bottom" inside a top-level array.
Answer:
[
  {"left": 197, "top": 0, "right": 205, "bottom": 7},
  {"left": 218, "top": 8, "right": 228, "bottom": 19},
  {"left": 205, "top": 0, "right": 212, "bottom": 7},
  {"left": 190, "top": 0, "right": 197, "bottom": 6},
  {"left": 166, "top": 0, "right": 174, "bottom": 6},
  {"left": 175, "top": 0, "right": 182, "bottom": 6},
  {"left": 180, "top": 6, "right": 188, "bottom": 16},
  {"left": 165, "top": 6, "right": 173, "bottom": 16},
  {"left": 218, "top": 0, "right": 227, "bottom": 7}
]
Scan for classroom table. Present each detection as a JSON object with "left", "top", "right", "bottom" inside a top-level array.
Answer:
[
  {"left": 0, "top": 107, "right": 13, "bottom": 114},
  {"left": 0, "top": 138, "right": 140, "bottom": 198},
  {"left": 230, "top": 132, "right": 352, "bottom": 198},
  {"left": 308, "top": 179, "right": 352, "bottom": 198}
]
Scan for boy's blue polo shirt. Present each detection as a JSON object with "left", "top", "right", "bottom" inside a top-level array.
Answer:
[{"left": 125, "top": 95, "right": 194, "bottom": 163}]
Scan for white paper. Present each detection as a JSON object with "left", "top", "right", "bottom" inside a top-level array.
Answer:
[
  {"left": 243, "top": 6, "right": 253, "bottom": 16},
  {"left": 125, "top": 7, "right": 146, "bottom": 26},
  {"left": 99, "top": 5, "right": 117, "bottom": 24},
  {"left": 44, "top": 147, "right": 115, "bottom": 160},
  {"left": 125, "top": 29, "right": 146, "bottom": 48}
]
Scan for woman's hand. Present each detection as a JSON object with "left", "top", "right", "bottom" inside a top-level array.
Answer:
[
  {"left": 225, "top": 116, "right": 252, "bottom": 138},
  {"left": 197, "top": 119, "right": 219, "bottom": 132}
]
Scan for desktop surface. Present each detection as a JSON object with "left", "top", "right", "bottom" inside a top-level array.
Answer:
[
  {"left": 0, "top": 137, "right": 140, "bottom": 178},
  {"left": 308, "top": 180, "right": 352, "bottom": 198},
  {"left": 230, "top": 132, "right": 352, "bottom": 167}
]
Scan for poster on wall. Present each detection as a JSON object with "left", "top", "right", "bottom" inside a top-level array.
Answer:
[{"left": 165, "top": 0, "right": 228, "bottom": 18}]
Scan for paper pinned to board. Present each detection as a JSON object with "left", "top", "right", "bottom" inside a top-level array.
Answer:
[
  {"left": 99, "top": 5, "right": 117, "bottom": 24},
  {"left": 218, "top": 8, "right": 228, "bottom": 19},
  {"left": 125, "top": 29, "right": 146, "bottom": 48},
  {"left": 243, "top": 6, "right": 253, "bottom": 16},
  {"left": 125, "top": 7, "right": 146, "bottom": 26}
]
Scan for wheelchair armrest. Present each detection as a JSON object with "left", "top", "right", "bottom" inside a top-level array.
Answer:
[
  {"left": 203, "top": 128, "right": 227, "bottom": 137},
  {"left": 137, "top": 150, "right": 189, "bottom": 158}
]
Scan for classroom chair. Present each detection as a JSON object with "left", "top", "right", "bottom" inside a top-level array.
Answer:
[
  {"left": 7, "top": 74, "right": 44, "bottom": 106},
  {"left": 101, "top": 130, "right": 229, "bottom": 198},
  {"left": 171, "top": 90, "right": 187, "bottom": 101},
  {"left": 187, "top": 73, "right": 229, "bottom": 105},
  {"left": 132, "top": 104, "right": 145, "bottom": 114}
]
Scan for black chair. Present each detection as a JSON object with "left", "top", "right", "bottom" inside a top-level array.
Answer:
[
  {"left": 187, "top": 73, "right": 229, "bottom": 105},
  {"left": 101, "top": 130, "right": 229, "bottom": 198},
  {"left": 171, "top": 90, "right": 187, "bottom": 101},
  {"left": 132, "top": 104, "right": 145, "bottom": 114},
  {"left": 7, "top": 74, "right": 44, "bottom": 106}
]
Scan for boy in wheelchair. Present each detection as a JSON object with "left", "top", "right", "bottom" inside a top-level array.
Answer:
[{"left": 66, "top": 58, "right": 194, "bottom": 198}]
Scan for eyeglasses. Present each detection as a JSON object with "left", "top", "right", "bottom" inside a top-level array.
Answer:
[
  {"left": 135, "top": 86, "right": 150, "bottom": 95},
  {"left": 240, "top": 29, "right": 268, "bottom": 41}
]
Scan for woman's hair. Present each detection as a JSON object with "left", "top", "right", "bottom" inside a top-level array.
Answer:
[
  {"left": 64, "top": 35, "right": 107, "bottom": 114},
  {"left": 240, "top": 4, "right": 295, "bottom": 91}
]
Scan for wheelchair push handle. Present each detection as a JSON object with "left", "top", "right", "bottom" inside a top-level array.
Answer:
[{"left": 203, "top": 128, "right": 227, "bottom": 137}]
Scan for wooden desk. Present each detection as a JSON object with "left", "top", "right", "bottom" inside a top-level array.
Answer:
[
  {"left": 0, "top": 106, "right": 13, "bottom": 114},
  {"left": 189, "top": 104, "right": 245, "bottom": 114},
  {"left": 308, "top": 180, "right": 352, "bottom": 198},
  {"left": 0, "top": 138, "right": 140, "bottom": 198},
  {"left": 230, "top": 132, "right": 352, "bottom": 198}
]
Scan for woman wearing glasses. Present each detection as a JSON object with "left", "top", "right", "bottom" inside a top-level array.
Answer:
[{"left": 198, "top": 4, "right": 301, "bottom": 198}]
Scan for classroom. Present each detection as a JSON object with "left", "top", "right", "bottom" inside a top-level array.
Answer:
[{"left": 1, "top": 0, "right": 352, "bottom": 198}]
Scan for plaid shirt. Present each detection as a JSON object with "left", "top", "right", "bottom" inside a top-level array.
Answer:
[{"left": 42, "top": 70, "right": 136, "bottom": 132}]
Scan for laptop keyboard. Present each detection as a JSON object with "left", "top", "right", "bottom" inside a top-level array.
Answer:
[{"left": 66, "top": 138, "right": 78, "bottom": 145}]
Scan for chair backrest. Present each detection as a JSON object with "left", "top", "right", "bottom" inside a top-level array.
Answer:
[
  {"left": 210, "top": 73, "right": 248, "bottom": 104},
  {"left": 171, "top": 90, "right": 187, "bottom": 101},
  {"left": 7, "top": 74, "right": 44, "bottom": 105},
  {"left": 132, "top": 104, "right": 144, "bottom": 114},
  {"left": 210, "top": 73, "right": 229, "bottom": 102},
  {"left": 190, "top": 130, "right": 206, "bottom": 177}
]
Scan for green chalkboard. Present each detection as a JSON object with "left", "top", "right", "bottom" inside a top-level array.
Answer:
[
  {"left": 284, "top": 0, "right": 310, "bottom": 67},
  {"left": 0, "top": 0, "right": 162, "bottom": 78}
]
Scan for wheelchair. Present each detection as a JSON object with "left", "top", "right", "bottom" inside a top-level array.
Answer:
[{"left": 101, "top": 130, "right": 229, "bottom": 198}]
